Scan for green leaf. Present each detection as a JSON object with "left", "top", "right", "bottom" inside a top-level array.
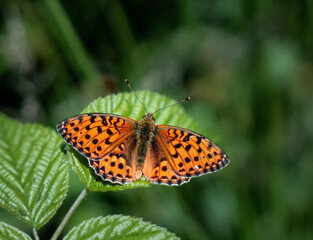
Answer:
[
  {"left": 0, "top": 113, "right": 69, "bottom": 229},
  {"left": 66, "top": 91, "right": 197, "bottom": 192},
  {"left": 0, "top": 222, "right": 32, "bottom": 240},
  {"left": 63, "top": 215, "right": 179, "bottom": 240}
]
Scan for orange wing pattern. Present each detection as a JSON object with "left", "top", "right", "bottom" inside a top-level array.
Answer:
[
  {"left": 143, "top": 139, "right": 189, "bottom": 186},
  {"left": 88, "top": 136, "right": 138, "bottom": 184},
  {"left": 57, "top": 113, "right": 138, "bottom": 184},
  {"left": 149, "top": 125, "right": 229, "bottom": 185},
  {"left": 57, "top": 113, "right": 229, "bottom": 186}
]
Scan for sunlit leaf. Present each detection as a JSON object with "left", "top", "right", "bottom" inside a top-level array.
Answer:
[
  {"left": 63, "top": 215, "right": 179, "bottom": 240},
  {"left": 0, "top": 222, "right": 32, "bottom": 240},
  {"left": 0, "top": 113, "right": 69, "bottom": 229}
]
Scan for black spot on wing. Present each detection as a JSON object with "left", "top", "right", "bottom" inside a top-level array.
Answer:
[
  {"left": 90, "top": 116, "right": 96, "bottom": 123},
  {"left": 183, "top": 134, "right": 191, "bottom": 142}
]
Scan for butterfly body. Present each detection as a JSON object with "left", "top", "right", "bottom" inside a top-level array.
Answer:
[
  {"left": 57, "top": 112, "right": 229, "bottom": 186},
  {"left": 135, "top": 113, "right": 156, "bottom": 171}
]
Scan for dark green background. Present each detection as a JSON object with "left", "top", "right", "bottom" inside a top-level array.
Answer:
[{"left": 1, "top": 0, "right": 312, "bottom": 239}]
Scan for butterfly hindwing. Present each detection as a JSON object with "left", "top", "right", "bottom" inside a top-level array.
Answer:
[
  {"left": 88, "top": 135, "right": 138, "bottom": 184},
  {"left": 143, "top": 139, "right": 189, "bottom": 186},
  {"left": 155, "top": 125, "right": 229, "bottom": 180}
]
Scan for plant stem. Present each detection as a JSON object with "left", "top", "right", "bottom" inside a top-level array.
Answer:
[
  {"left": 51, "top": 188, "right": 89, "bottom": 240},
  {"left": 33, "top": 228, "right": 40, "bottom": 240},
  {"left": 43, "top": 0, "right": 101, "bottom": 89}
]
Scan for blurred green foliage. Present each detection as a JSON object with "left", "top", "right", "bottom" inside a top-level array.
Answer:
[{"left": 0, "top": 0, "right": 312, "bottom": 239}]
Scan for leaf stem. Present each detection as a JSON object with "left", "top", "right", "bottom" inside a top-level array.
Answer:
[
  {"left": 33, "top": 228, "right": 40, "bottom": 240},
  {"left": 51, "top": 188, "right": 89, "bottom": 240}
]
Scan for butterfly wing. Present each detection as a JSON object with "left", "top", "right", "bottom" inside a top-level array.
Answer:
[
  {"left": 144, "top": 125, "right": 229, "bottom": 185},
  {"left": 57, "top": 113, "right": 139, "bottom": 184},
  {"left": 143, "top": 138, "right": 189, "bottom": 186},
  {"left": 88, "top": 134, "right": 139, "bottom": 184}
]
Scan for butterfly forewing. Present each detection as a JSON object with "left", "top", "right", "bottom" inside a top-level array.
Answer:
[{"left": 155, "top": 126, "right": 229, "bottom": 180}]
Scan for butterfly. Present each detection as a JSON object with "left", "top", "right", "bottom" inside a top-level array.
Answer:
[{"left": 56, "top": 80, "right": 229, "bottom": 186}]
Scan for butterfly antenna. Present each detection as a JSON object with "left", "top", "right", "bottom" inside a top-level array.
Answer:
[
  {"left": 125, "top": 79, "right": 149, "bottom": 114},
  {"left": 152, "top": 97, "right": 191, "bottom": 115}
]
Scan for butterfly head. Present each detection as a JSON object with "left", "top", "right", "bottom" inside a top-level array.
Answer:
[{"left": 141, "top": 113, "right": 155, "bottom": 122}]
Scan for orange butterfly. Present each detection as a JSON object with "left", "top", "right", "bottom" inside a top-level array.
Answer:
[{"left": 57, "top": 80, "right": 229, "bottom": 186}]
